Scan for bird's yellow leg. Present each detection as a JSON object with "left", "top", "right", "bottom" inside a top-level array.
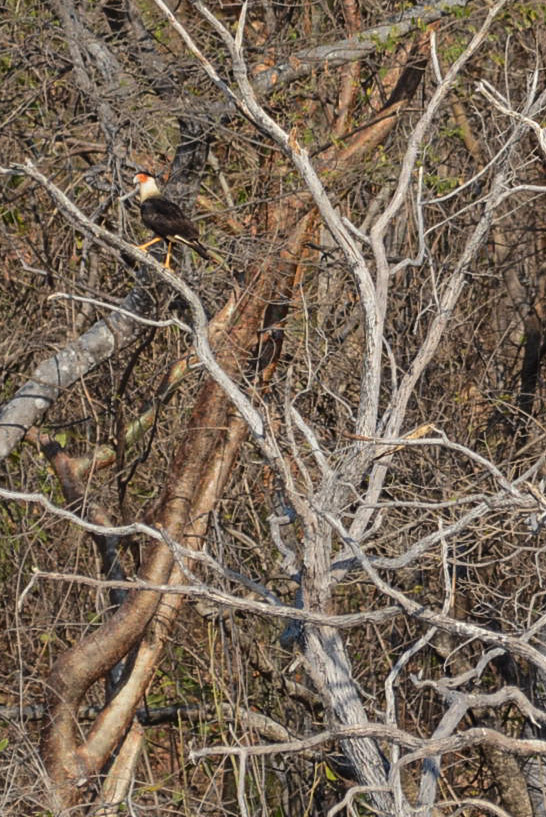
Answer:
[
  {"left": 137, "top": 237, "right": 162, "bottom": 251},
  {"left": 164, "top": 242, "right": 173, "bottom": 270}
]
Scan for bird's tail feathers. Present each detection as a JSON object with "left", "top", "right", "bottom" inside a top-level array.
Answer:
[{"left": 172, "top": 234, "right": 210, "bottom": 260}]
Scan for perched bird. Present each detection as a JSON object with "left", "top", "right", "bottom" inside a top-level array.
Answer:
[{"left": 132, "top": 172, "right": 209, "bottom": 268}]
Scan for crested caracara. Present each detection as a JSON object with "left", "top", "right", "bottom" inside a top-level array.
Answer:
[{"left": 133, "top": 172, "right": 209, "bottom": 267}]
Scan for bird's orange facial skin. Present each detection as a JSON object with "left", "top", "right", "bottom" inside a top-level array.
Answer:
[{"left": 133, "top": 172, "right": 152, "bottom": 184}]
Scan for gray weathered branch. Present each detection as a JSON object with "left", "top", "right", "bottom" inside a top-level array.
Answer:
[{"left": 251, "top": 0, "right": 471, "bottom": 95}]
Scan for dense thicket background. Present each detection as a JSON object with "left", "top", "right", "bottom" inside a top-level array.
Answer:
[{"left": 1, "top": 1, "right": 546, "bottom": 815}]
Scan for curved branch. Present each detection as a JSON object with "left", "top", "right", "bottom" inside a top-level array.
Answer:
[
  {"left": 190, "top": 722, "right": 546, "bottom": 762},
  {"left": 22, "top": 569, "right": 399, "bottom": 630}
]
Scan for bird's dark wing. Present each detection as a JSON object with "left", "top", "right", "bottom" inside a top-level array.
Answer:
[
  {"left": 140, "top": 196, "right": 209, "bottom": 259},
  {"left": 141, "top": 196, "right": 200, "bottom": 243}
]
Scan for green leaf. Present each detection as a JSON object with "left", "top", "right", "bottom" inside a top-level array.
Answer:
[{"left": 324, "top": 763, "right": 339, "bottom": 781}]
